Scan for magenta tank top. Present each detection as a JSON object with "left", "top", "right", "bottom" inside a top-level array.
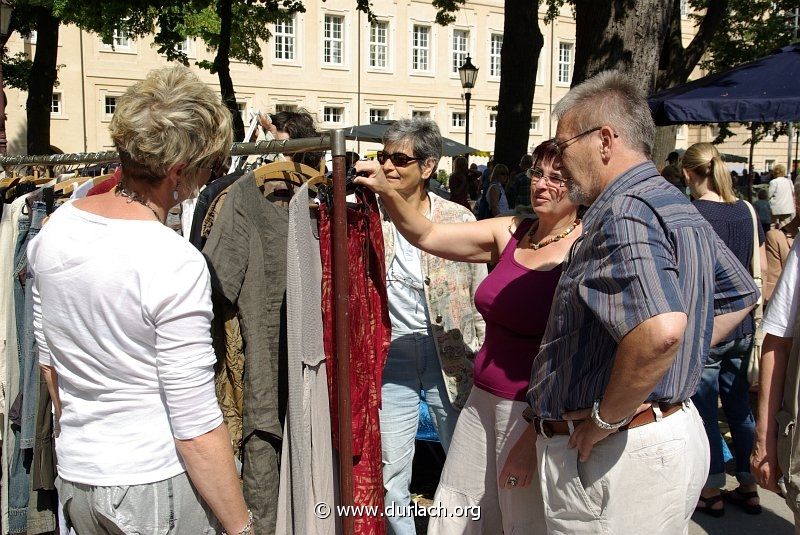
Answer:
[{"left": 473, "top": 219, "right": 562, "bottom": 401}]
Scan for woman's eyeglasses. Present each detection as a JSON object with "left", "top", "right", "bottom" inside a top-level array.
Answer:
[
  {"left": 377, "top": 151, "right": 420, "bottom": 167},
  {"left": 528, "top": 167, "right": 568, "bottom": 187}
]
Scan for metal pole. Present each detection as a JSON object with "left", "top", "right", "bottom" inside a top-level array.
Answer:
[
  {"left": 465, "top": 90, "right": 471, "bottom": 148},
  {"left": 330, "top": 128, "right": 354, "bottom": 535},
  {"left": 0, "top": 38, "right": 7, "bottom": 156},
  {"left": 788, "top": 8, "right": 798, "bottom": 178},
  {"left": 0, "top": 137, "right": 336, "bottom": 166}
]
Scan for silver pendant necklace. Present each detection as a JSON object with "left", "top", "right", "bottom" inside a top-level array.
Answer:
[{"left": 115, "top": 183, "right": 162, "bottom": 223}]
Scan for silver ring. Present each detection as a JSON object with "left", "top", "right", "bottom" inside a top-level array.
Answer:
[{"left": 507, "top": 475, "right": 518, "bottom": 487}]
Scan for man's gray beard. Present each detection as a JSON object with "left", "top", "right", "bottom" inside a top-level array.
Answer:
[{"left": 568, "top": 180, "right": 590, "bottom": 205}]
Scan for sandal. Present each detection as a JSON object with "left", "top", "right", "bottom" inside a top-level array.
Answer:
[
  {"left": 722, "top": 487, "right": 762, "bottom": 515},
  {"left": 695, "top": 493, "right": 725, "bottom": 518}
]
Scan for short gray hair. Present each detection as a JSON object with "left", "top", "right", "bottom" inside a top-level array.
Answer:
[
  {"left": 553, "top": 70, "right": 655, "bottom": 157},
  {"left": 110, "top": 65, "right": 233, "bottom": 187},
  {"left": 383, "top": 118, "right": 443, "bottom": 174}
]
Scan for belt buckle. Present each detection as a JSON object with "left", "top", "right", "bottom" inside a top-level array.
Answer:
[{"left": 533, "top": 417, "right": 552, "bottom": 438}]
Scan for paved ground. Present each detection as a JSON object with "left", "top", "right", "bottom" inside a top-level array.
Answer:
[{"left": 689, "top": 474, "right": 794, "bottom": 535}]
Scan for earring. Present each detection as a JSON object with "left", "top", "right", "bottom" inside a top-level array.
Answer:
[{"left": 173, "top": 189, "right": 179, "bottom": 201}]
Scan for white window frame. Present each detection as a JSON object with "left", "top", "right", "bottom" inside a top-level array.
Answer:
[
  {"left": 679, "top": 0, "right": 688, "bottom": 17},
  {"left": 25, "top": 31, "right": 37, "bottom": 44},
  {"left": 451, "top": 28, "right": 470, "bottom": 75},
  {"left": 101, "top": 29, "right": 135, "bottom": 54},
  {"left": 113, "top": 29, "right": 131, "bottom": 49},
  {"left": 322, "top": 13, "right": 345, "bottom": 67},
  {"left": 368, "top": 19, "right": 390, "bottom": 71},
  {"left": 237, "top": 102, "right": 248, "bottom": 121},
  {"left": 369, "top": 108, "right": 389, "bottom": 123},
  {"left": 51, "top": 93, "right": 62, "bottom": 116},
  {"left": 322, "top": 105, "right": 346, "bottom": 126},
  {"left": 557, "top": 41, "right": 574, "bottom": 86},
  {"left": 275, "top": 103, "right": 299, "bottom": 113},
  {"left": 676, "top": 125, "right": 686, "bottom": 140},
  {"left": 488, "top": 111, "right": 498, "bottom": 131},
  {"left": 274, "top": 16, "right": 297, "bottom": 62},
  {"left": 410, "top": 23, "right": 433, "bottom": 75},
  {"left": 765, "top": 159, "right": 775, "bottom": 172},
  {"left": 411, "top": 109, "right": 432, "bottom": 119},
  {"left": 102, "top": 94, "right": 120, "bottom": 121},
  {"left": 530, "top": 114, "right": 543, "bottom": 134},
  {"left": 451, "top": 111, "right": 466, "bottom": 129},
  {"left": 489, "top": 33, "right": 503, "bottom": 80}
]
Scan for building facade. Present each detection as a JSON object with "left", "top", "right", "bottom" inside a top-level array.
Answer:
[{"left": 3, "top": 1, "right": 791, "bottom": 174}]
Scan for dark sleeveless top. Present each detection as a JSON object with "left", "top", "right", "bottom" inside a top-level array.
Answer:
[{"left": 473, "top": 218, "right": 563, "bottom": 401}]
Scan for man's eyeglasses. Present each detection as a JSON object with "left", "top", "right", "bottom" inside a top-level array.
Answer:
[
  {"left": 528, "top": 167, "right": 568, "bottom": 187},
  {"left": 377, "top": 151, "right": 420, "bottom": 167},
  {"left": 555, "top": 126, "right": 618, "bottom": 156}
]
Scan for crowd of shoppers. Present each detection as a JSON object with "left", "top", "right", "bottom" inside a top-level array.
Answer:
[{"left": 30, "top": 62, "right": 800, "bottom": 535}]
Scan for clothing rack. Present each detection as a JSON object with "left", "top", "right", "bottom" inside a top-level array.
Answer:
[{"left": 0, "top": 130, "right": 358, "bottom": 535}]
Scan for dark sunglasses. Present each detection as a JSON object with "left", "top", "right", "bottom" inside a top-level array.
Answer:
[{"left": 377, "top": 151, "right": 420, "bottom": 167}]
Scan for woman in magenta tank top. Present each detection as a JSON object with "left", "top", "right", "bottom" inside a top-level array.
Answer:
[{"left": 354, "top": 140, "right": 582, "bottom": 534}]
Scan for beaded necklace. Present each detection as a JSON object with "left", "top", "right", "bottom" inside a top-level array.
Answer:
[{"left": 527, "top": 219, "right": 581, "bottom": 250}]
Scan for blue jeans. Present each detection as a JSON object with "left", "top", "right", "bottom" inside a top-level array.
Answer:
[
  {"left": 691, "top": 334, "right": 756, "bottom": 488},
  {"left": 380, "top": 333, "right": 459, "bottom": 535},
  {"left": 15, "top": 200, "right": 46, "bottom": 449}
]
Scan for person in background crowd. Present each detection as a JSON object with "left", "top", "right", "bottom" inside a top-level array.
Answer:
[
  {"left": 751, "top": 240, "right": 800, "bottom": 530},
  {"left": 505, "top": 70, "right": 758, "bottom": 534},
  {"left": 661, "top": 150, "right": 686, "bottom": 191},
  {"left": 468, "top": 163, "right": 482, "bottom": 201},
  {"left": 480, "top": 160, "right": 495, "bottom": 200},
  {"left": 264, "top": 109, "right": 325, "bottom": 169},
  {"left": 355, "top": 118, "right": 486, "bottom": 535},
  {"left": 755, "top": 189, "right": 773, "bottom": 235},
  {"left": 487, "top": 164, "right": 511, "bottom": 217},
  {"left": 764, "top": 182, "right": 800, "bottom": 301},
  {"left": 769, "top": 164, "right": 794, "bottom": 229},
  {"left": 30, "top": 66, "right": 253, "bottom": 534},
  {"left": 681, "top": 142, "right": 766, "bottom": 517},
  {"left": 506, "top": 154, "right": 534, "bottom": 210},
  {"left": 448, "top": 156, "right": 472, "bottom": 210},
  {"left": 356, "top": 139, "right": 579, "bottom": 533}
]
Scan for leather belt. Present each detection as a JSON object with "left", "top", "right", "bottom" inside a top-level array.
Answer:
[{"left": 532, "top": 402, "right": 685, "bottom": 438}]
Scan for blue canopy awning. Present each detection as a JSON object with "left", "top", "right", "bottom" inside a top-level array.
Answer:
[{"left": 648, "top": 44, "right": 800, "bottom": 126}]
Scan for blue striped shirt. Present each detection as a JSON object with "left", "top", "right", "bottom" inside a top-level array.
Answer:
[{"left": 528, "top": 162, "right": 759, "bottom": 419}]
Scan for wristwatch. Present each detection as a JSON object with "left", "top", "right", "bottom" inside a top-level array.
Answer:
[{"left": 590, "top": 399, "right": 633, "bottom": 430}]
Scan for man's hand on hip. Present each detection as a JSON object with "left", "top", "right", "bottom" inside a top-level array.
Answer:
[{"left": 563, "top": 409, "right": 614, "bottom": 461}]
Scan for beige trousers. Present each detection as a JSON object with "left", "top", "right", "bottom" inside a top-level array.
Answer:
[
  {"left": 427, "top": 387, "right": 546, "bottom": 535},
  {"left": 536, "top": 401, "right": 709, "bottom": 535}
]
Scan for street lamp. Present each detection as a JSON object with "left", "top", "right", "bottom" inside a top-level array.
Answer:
[
  {"left": 458, "top": 55, "right": 478, "bottom": 148},
  {"left": 0, "top": 0, "right": 13, "bottom": 156}
]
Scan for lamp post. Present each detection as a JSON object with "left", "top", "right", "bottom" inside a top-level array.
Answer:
[
  {"left": 0, "top": 0, "right": 13, "bottom": 156},
  {"left": 458, "top": 55, "right": 478, "bottom": 148}
]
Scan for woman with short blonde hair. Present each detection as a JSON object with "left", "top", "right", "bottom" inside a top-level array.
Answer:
[{"left": 31, "top": 65, "right": 253, "bottom": 534}]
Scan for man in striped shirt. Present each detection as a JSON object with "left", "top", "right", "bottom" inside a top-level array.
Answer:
[{"left": 518, "top": 71, "right": 758, "bottom": 533}]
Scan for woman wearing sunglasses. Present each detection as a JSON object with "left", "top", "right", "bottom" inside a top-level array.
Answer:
[
  {"left": 356, "top": 138, "right": 581, "bottom": 535},
  {"left": 353, "top": 118, "right": 487, "bottom": 535}
]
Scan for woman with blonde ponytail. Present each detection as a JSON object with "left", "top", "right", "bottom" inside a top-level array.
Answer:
[{"left": 682, "top": 142, "right": 767, "bottom": 518}]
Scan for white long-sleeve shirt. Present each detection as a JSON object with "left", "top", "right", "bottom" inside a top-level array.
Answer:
[
  {"left": 769, "top": 175, "right": 794, "bottom": 215},
  {"left": 29, "top": 202, "right": 222, "bottom": 486}
]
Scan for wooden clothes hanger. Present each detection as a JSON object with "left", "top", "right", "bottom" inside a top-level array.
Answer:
[{"left": 253, "top": 160, "right": 323, "bottom": 187}]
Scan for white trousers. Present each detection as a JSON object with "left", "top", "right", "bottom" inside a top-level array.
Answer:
[
  {"left": 536, "top": 401, "right": 709, "bottom": 535},
  {"left": 427, "top": 387, "right": 546, "bottom": 535}
]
